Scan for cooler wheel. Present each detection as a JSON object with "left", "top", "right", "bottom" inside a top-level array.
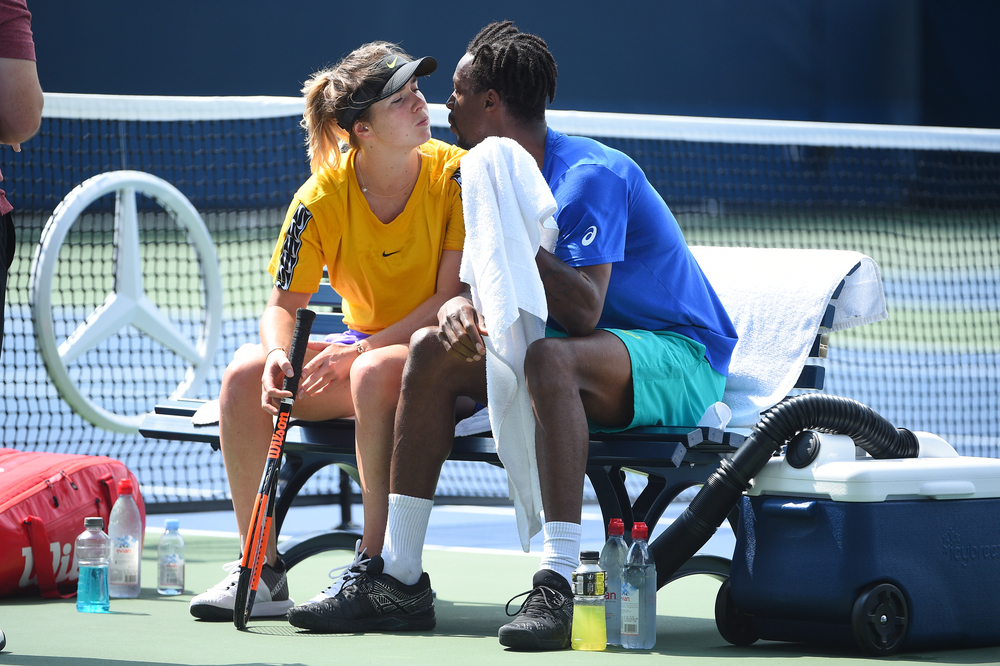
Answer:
[
  {"left": 851, "top": 582, "right": 908, "bottom": 656},
  {"left": 714, "top": 578, "right": 759, "bottom": 646}
]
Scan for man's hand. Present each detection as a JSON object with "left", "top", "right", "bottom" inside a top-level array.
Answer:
[{"left": 437, "top": 295, "right": 488, "bottom": 361}]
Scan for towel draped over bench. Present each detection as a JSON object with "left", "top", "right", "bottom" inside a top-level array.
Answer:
[{"left": 690, "top": 246, "right": 887, "bottom": 427}]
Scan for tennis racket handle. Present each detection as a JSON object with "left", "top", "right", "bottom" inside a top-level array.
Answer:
[{"left": 281, "top": 308, "right": 316, "bottom": 396}]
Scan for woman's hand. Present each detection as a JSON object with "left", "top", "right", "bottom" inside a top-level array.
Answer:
[
  {"left": 297, "top": 340, "right": 357, "bottom": 396},
  {"left": 437, "top": 296, "right": 488, "bottom": 362},
  {"left": 260, "top": 347, "right": 295, "bottom": 415}
]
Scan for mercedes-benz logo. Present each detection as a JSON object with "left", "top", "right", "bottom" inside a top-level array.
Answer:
[{"left": 30, "top": 171, "right": 222, "bottom": 433}]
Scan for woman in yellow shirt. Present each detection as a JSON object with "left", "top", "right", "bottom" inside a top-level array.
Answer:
[{"left": 189, "top": 42, "right": 465, "bottom": 621}]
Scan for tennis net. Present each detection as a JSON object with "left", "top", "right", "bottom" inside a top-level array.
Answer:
[{"left": 5, "top": 93, "right": 999, "bottom": 509}]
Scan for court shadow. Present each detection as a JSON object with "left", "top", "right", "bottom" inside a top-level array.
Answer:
[
  {"left": 0, "top": 658, "right": 306, "bottom": 666},
  {"left": 273, "top": 598, "right": 510, "bottom": 639},
  {"left": 650, "top": 614, "right": 1000, "bottom": 664},
  {"left": 430, "top": 599, "right": 511, "bottom": 638}
]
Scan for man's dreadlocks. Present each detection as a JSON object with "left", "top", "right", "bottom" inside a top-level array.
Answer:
[{"left": 466, "top": 21, "right": 558, "bottom": 123}]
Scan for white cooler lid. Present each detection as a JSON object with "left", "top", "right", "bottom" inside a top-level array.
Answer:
[{"left": 748, "top": 432, "right": 1000, "bottom": 502}]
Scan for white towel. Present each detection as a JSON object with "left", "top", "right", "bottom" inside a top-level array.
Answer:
[
  {"left": 454, "top": 407, "right": 491, "bottom": 436},
  {"left": 690, "top": 246, "right": 888, "bottom": 427},
  {"left": 457, "top": 136, "right": 558, "bottom": 552},
  {"left": 192, "top": 398, "right": 220, "bottom": 425}
]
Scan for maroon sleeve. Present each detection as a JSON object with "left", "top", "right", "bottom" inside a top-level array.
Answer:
[{"left": 0, "top": 0, "right": 36, "bottom": 61}]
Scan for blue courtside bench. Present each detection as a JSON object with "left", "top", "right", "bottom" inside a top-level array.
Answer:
[{"left": 141, "top": 249, "right": 870, "bottom": 587}]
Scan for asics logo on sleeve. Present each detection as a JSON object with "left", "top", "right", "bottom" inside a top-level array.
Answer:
[
  {"left": 386, "top": 56, "right": 398, "bottom": 69},
  {"left": 582, "top": 226, "right": 598, "bottom": 246}
]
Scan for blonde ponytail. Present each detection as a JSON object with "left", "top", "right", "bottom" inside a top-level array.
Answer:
[{"left": 301, "top": 71, "right": 350, "bottom": 173}]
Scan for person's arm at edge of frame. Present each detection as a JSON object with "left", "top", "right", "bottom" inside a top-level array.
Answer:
[{"left": 0, "top": 57, "right": 43, "bottom": 149}]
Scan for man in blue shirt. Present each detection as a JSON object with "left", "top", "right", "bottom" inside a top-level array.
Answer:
[{"left": 286, "top": 21, "right": 737, "bottom": 649}]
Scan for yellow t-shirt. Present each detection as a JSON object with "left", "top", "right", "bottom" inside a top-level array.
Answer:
[{"left": 268, "top": 139, "right": 465, "bottom": 334}]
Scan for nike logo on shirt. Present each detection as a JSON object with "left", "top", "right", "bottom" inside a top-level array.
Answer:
[{"left": 382, "top": 250, "right": 401, "bottom": 257}]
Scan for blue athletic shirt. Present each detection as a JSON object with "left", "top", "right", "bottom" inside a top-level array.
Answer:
[{"left": 541, "top": 128, "right": 738, "bottom": 376}]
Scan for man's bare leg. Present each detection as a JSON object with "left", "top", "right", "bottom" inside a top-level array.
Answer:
[{"left": 382, "top": 326, "right": 488, "bottom": 584}]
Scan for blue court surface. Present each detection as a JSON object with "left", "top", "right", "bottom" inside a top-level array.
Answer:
[{"left": 148, "top": 498, "right": 737, "bottom": 559}]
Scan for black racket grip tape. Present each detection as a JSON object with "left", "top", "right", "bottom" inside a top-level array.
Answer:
[{"left": 281, "top": 308, "right": 316, "bottom": 396}]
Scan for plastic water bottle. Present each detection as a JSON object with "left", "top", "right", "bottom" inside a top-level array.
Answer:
[
  {"left": 157, "top": 519, "right": 185, "bottom": 595},
  {"left": 76, "top": 516, "right": 110, "bottom": 612},
  {"left": 108, "top": 478, "right": 143, "bottom": 598},
  {"left": 600, "top": 518, "right": 628, "bottom": 645},
  {"left": 571, "top": 551, "right": 606, "bottom": 651},
  {"left": 621, "top": 521, "right": 657, "bottom": 649}
]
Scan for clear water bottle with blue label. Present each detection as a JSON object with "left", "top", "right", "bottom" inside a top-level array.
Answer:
[
  {"left": 76, "top": 516, "right": 110, "bottom": 612},
  {"left": 621, "top": 521, "right": 657, "bottom": 649},
  {"left": 157, "top": 519, "right": 185, "bottom": 595},
  {"left": 108, "top": 478, "right": 143, "bottom": 598}
]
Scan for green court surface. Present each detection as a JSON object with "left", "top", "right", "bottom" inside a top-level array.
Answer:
[{"left": 0, "top": 533, "right": 996, "bottom": 666}]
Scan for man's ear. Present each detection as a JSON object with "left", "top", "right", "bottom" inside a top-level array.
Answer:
[{"left": 484, "top": 89, "right": 500, "bottom": 112}]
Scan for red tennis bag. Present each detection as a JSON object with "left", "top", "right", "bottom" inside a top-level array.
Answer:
[{"left": 0, "top": 448, "right": 146, "bottom": 598}]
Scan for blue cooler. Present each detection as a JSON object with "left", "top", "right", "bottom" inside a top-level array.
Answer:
[{"left": 719, "top": 431, "right": 1000, "bottom": 655}]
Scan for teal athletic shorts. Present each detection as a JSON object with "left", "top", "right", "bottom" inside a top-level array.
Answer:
[{"left": 545, "top": 327, "right": 726, "bottom": 433}]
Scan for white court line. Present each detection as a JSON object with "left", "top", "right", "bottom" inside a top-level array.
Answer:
[
  {"left": 434, "top": 505, "right": 605, "bottom": 521},
  {"left": 424, "top": 544, "right": 542, "bottom": 557},
  {"left": 146, "top": 525, "right": 538, "bottom": 556},
  {"left": 145, "top": 526, "right": 242, "bottom": 540}
]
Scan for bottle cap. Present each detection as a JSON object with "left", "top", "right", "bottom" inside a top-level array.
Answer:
[
  {"left": 84, "top": 516, "right": 104, "bottom": 530},
  {"left": 117, "top": 478, "right": 133, "bottom": 495},
  {"left": 608, "top": 518, "right": 625, "bottom": 536},
  {"left": 165, "top": 519, "right": 179, "bottom": 531},
  {"left": 631, "top": 521, "right": 648, "bottom": 540},
  {"left": 579, "top": 550, "right": 600, "bottom": 562}
]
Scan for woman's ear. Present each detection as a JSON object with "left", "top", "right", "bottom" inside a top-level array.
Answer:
[{"left": 354, "top": 120, "right": 372, "bottom": 139}]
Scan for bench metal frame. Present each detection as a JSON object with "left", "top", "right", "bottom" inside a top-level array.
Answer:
[{"left": 140, "top": 278, "right": 835, "bottom": 588}]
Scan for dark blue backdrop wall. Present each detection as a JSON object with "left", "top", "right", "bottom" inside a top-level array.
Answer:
[{"left": 28, "top": 0, "right": 1000, "bottom": 128}]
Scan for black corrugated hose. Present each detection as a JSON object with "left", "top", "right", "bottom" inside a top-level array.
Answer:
[{"left": 650, "top": 393, "right": 919, "bottom": 588}]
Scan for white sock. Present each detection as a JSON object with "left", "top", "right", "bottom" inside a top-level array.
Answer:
[
  {"left": 381, "top": 493, "right": 434, "bottom": 585},
  {"left": 539, "top": 521, "right": 582, "bottom": 586}
]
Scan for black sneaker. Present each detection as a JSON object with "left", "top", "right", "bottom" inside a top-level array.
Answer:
[
  {"left": 286, "top": 555, "right": 435, "bottom": 633},
  {"left": 497, "top": 569, "right": 574, "bottom": 651}
]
